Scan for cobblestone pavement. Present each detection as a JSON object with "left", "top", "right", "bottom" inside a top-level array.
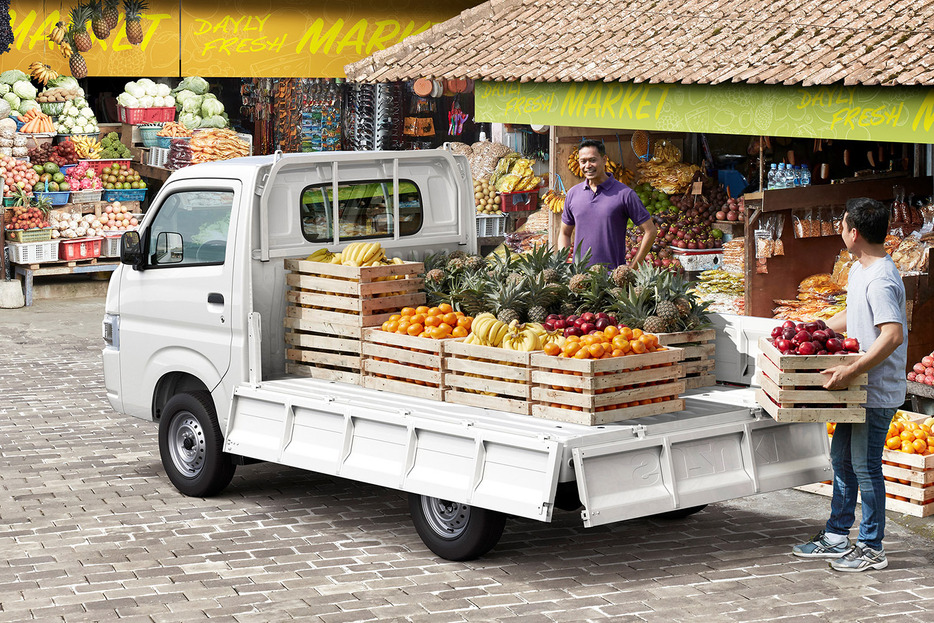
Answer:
[{"left": 3, "top": 299, "right": 934, "bottom": 622}]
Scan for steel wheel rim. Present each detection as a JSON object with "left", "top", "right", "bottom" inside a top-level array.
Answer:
[
  {"left": 420, "top": 497, "right": 470, "bottom": 539},
  {"left": 167, "top": 413, "right": 206, "bottom": 479}
]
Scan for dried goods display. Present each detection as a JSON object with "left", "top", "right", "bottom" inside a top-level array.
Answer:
[
  {"left": 473, "top": 177, "right": 501, "bottom": 214},
  {"left": 771, "top": 273, "right": 846, "bottom": 322},
  {"left": 189, "top": 129, "right": 250, "bottom": 164},
  {"left": 692, "top": 269, "right": 744, "bottom": 315}
]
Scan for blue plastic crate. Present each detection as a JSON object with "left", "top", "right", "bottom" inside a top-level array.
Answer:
[
  {"left": 34, "top": 190, "right": 70, "bottom": 206},
  {"left": 102, "top": 188, "right": 147, "bottom": 202}
]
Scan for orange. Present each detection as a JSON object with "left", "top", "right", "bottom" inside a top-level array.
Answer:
[
  {"left": 396, "top": 320, "right": 410, "bottom": 334},
  {"left": 544, "top": 342, "right": 561, "bottom": 356},
  {"left": 604, "top": 325, "right": 619, "bottom": 339},
  {"left": 452, "top": 326, "right": 468, "bottom": 338},
  {"left": 438, "top": 322, "right": 453, "bottom": 335},
  {"left": 400, "top": 307, "right": 416, "bottom": 317},
  {"left": 902, "top": 442, "right": 916, "bottom": 454},
  {"left": 411, "top": 313, "right": 426, "bottom": 325},
  {"left": 563, "top": 342, "right": 581, "bottom": 356},
  {"left": 442, "top": 312, "right": 458, "bottom": 326},
  {"left": 914, "top": 439, "right": 928, "bottom": 453},
  {"left": 619, "top": 326, "right": 633, "bottom": 341},
  {"left": 418, "top": 331, "right": 429, "bottom": 338},
  {"left": 456, "top": 316, "right": 472, "bottom": 329},
  {"left": 611, "top": 348, "right": 624, "bottom": 357},
  {"left": 900, "top": 430, "right": 915, "bottom": 442},
  {"left": 886, "top": 436, "right": 901, "bottom": 450},
  {"left": 632, "top": 328, "right": 644, "bottom": 340},
  {"left": 389, "top": 314, "right": 401, "bottom": 322},
  {"left": 429, "top": 326, "right": 447, "bottom": 339},
  {"left": 573, "top": 348, "right": 590, "bottom": 359},
  {"left": 428, "top": 307, "right": 441, "bottom": 316},
  {"left": 382, "top": 320, "right": 399, "bottom": 333},
  {"left": 407, "top": 323, "right": 423, "bottom": 336},
  {"left": 588, "top": 343, "right": 606, "bottom": 358},
  {"left": 641, "top": 333, "right": 659, "bottom": 349},
  {"left": 631, "top": 340, "right": 646, "bottom": 354},
  {"left": 416, "top": 305, "right": 429, "bottom": 315},
  {"left": 565, "top": 335, "right": 580, "bottom": 343},
  {"left": 923, "top": 424, "right": 934, "bottom": 435},
  {"left": 914, "top": 430, "right": 928, "bottom": 441},
  {"left": 438, "top": 303, "right": 453, "bottom": 314},
  {"left": 424, "top": 315, "right": 441, "bottom": 327},
  {"left": 580, "top": 335, "right": 596, "bottom": 346}
]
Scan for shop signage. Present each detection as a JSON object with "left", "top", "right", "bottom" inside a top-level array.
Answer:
[
  {"left": 475, "top": 80, "right": 934, "bottom": 144},
  {"left": 4, "top": 1, "right": 477, "bottom": 78}
]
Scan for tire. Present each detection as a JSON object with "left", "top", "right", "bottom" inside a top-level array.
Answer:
[
  {"left": 655, "top": 505, "right": 707, "bottom": 520},
  {"left": 408, "top": 494, "right": 506, "bottom": 561},
  {"left": 553, "top": 481, "right": 582, "bottom": 511},
  {"left": 159, "top": 391, "right": 235, "bottom": 497}
]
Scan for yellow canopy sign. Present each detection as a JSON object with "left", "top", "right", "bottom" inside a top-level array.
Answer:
[{"left": 475, "top": 80, "right": 934, "bottom": 144}]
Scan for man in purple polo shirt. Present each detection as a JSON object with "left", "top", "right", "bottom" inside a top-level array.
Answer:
[{"left": 559, "top": 139, "right": 657, "bottom": 268}]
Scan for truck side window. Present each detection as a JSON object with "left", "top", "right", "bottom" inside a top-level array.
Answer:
[
  {"left": 300, "top": 179, "right": 423, "bottom": 242},
  {"left": 147, "top": 190, "right": 235, "bottom": 267}
]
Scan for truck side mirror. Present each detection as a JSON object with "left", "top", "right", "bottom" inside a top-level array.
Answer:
[
  {"left": 153, "top": 232, "right": 184, "bottom": 265},
  {"left": 121, "top": 231, "right": 144, "bottom": 269}
]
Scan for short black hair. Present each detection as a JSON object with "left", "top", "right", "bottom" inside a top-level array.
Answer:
[
  {"left": 579, "top": 138, "right": 606, "bottom": 156},
  {"left": 844, "top": 197, "right": 889, "bottom": 245}
]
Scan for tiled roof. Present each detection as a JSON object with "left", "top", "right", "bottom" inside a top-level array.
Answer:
[{"left": 345, "top": 0, "right": 934, "bottom": 86}]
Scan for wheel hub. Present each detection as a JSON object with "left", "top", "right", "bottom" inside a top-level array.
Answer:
[
  {"left": 420, "top": 497, "right": 470, "bottom": 539},
  {"left": 167, "top": 414, "right": 206, "bottom": 478}
]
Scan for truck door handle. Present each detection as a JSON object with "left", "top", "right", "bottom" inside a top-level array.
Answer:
[{"left": 207, "top": 292, "right": 224, "bottom": 304}]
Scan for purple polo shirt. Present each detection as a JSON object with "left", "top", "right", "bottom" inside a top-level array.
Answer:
[{"left": 562, "top": 174, "right": 650, "bottom": 267}]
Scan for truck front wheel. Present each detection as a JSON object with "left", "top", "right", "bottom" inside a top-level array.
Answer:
[
  {"left": 408, "top": 494, "right": 506, "bottom": 561},
  {"left": 159, "top": 391, "right": 236, "bottom": 497}
]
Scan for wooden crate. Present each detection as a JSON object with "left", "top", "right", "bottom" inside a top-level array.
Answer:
[
  {"left": 656, "top": 328, "right": 716, "bottom": 389},
  {"left": 361, "top": 328, "right": 448, "bottom": 401},
  {"left": 283, "top": 258, "right": 425, "bottom": 384},
  {"left": 755, "top": 337, "right": 866, "bottom": 423},
  {"left": 444, "top": 339, "right": 535, "bottom": 415},
  {"left": 529, "top": 348, "right": 685, "bottom": 426},
  {"left": 797, "top": 477, "right": 934, "bottom": 518}
]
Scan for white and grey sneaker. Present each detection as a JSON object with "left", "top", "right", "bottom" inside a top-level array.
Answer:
[
  {"left": 792, "top": 530, "right": 854, "bottom": 558},
  {"left": 829, "top": 543, "right": 888, "bottom": 572}
]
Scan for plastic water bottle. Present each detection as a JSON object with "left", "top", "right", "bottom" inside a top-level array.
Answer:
[
  {"left": 792, "top": 165, "right": 801, "bottom": 187},
  {"left": 788, "top": 165, "right": 798, "bottom": 188},
  {"left": 776, "top": 163, "right": 787, "bottom": 188},
  {"left": 767, "top": 163, "right": 778, "bottom": 190},
  {"left": 800, "top": 166, "right": 811, "bottom": 187}
]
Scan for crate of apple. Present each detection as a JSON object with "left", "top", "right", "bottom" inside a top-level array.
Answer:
[
  {"left": 769, "top": 319, "right": 859, "bottom": 356},
  {"left": 101, "top": 162, "right": 147, "bottom": 191},
  {"left": 908, "top": 352, "right": 934, "bottom": 386},
  {"left": 544, "top": 312, "right": 619, "bottom": 337}
]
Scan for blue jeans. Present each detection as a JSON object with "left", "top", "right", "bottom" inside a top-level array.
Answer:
[{"left": 826, "top": 407, "right": 896, "bottom": 551}]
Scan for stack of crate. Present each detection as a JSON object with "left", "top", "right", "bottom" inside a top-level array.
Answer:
[
  {"left": 284, "top": 257, "right": 424, "bottom": 383},
  {"left": 656, "top": 328, "right": 716, "bottom": 389}
]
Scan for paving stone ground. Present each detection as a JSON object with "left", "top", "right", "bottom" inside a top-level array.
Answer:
[{"left": 3, "top": 298, "right": 934, "bottom": 622}]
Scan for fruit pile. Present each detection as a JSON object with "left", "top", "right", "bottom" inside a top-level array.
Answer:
[
  {"left": 908, "top": 351, "right": 934, "bottom": 386},
  {"left": 101, "top": 162, "right": 147, "bottom": 191},
  {"left": 0, "top": 154, "right": 41, "bottom": 194},
  {"left": 543, "top": 311, "right": 618, "bottom": 338},
  {"left": 65, "top": 162, "right": 103, "bottom": 191},
  {"left": 96, "top": 202, "right": 139, "bottom": 231},
  {"left": 27, "top": 140, "right": 77, "bottom": 166},
  {"left": 305, "top": 242, "right": 406, "bottom": 270},
  {"left": 473, "top": 177, "right": 502, "bottom": 214},
  {"left": 33, "top": 162, "right": 70, "bottom": 192},
  {"left": 545, "top": 325, "right": 665, "bottom": 359},
  {"left": 380, "top": 304, "right": 473, "bottom": 340},
  {"left": 5, "top": 204, "right": 49, "bottom": 230},
  {"left": 715, "top": 196, "right": 746, "bottom": 222},
  {"left": 769, "top": 319, "right": 859, "bottom": 355},
  {"left": 884, "top": 412, "right": 934, "bottom": 456},
  {"left": 49, "top": 211, "right": 106, "bottom": 239}
]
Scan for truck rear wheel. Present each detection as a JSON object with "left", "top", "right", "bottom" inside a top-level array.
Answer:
[
  {"left": 408, "top": 494, "right": 506, "bottom": 561},
  {"left": 159, "top": 391, "right": 235, "bottom": 497}
]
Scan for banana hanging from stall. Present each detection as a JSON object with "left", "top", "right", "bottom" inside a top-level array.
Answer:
[
  {"left": 542, "top": 189, "right": 566, "bottom": 214},
  {"left": 28, "top": 62, "right": 58, "bottom": 85}
]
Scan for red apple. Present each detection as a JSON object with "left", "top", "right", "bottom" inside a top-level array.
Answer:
[
  {"left": 543, "top": 321, "right": 555, "bottom": 331},
  {"left": 607, "top": 316, "right": 617, "bottom": 326},
  {"left": 811, "top": 330, "right": 829, "bottom": 344},
  {"left": 815, "top": 319, "right": 828, "bottom": 330},
  {"left": 794, "top": 330, "right": 812, "bottom": 345},
  {"left": 923, "top": 356, "right": 934, "bottom": 368},
  {"left": 797, "top": 342, "right": 817, "bottom": 355},
  {"left": 579, "top": 322, "right": 595, "bottom": 334},
  {"left": 805, "top": 321, "right": 820, "bottom": 333},
  {"left": 915, "top": 363, "right": 927, "bottom": 374},
  {"left": 908, "top": 372, "right": 917, "bottom": 381},
  {"left": 782, "top": 320, "right": 796, "bottom": 331},
  {"left": 595, "top": 312, "right": 608, "bottom": 320},
  {"left": 771, "top": 326, "right": 784, "bottom": 339},
  {"left": 817, "top": 350, "right": 829, "bottom": 355},
  {"left": 825, "top": 338, "right": 843, "bottom": 353},
  {"left": 581, "top": 312, "right": 595, "bottom": 323},
  {"left": 554, "top": 319, "right": 567, "bottom": 330},
  {"left": 843, "top": 337, "right": 860, "bottom": 352},
  {"left": 782, "top": 327, "right": 796, "bottom": 340},
  {"left": 594, "top": 318, "right": 611, "bottom": 330},
  {"left": 567, "top": 315, "right": 579, "bottom": 325},
  {"left": 565, "top": 326, "right": 583, "bottom": 337},
  {"left": 546, "top": 314, "right": 560, "bottom": 322}
]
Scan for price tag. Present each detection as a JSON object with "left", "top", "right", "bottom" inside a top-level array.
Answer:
[{"left": 691, "top": 181, "right": 703, "bottom": 195}]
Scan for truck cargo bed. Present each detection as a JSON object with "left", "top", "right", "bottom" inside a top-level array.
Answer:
[{"left": 223, "top": 379, "right": 831, "bottom": 527}]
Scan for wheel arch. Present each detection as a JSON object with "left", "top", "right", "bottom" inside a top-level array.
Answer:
[{"left": 152, "top": 372, "right": 212, "bottom": 422}]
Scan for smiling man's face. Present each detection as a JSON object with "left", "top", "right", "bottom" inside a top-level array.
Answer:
[{"left": 578, "top": 146, "right": 607, "bottom": 183}]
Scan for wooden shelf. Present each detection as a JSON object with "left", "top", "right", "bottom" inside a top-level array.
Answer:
[
  {"left": 134, "top": 162, "right": 171, "bottom": 182},
  {"left": 755, "top": 175, "right": 929, "bottom": 213}
]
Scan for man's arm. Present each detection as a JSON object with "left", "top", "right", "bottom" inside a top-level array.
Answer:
[
  {"left": 825, "top": 309, "right": 846, "bottom": 334},
  {"left": 821, "top": 321, "right": 903, "bottom": 390},
  {"left": 630, "top": 219, "right": 658, "bottom": 268},
  {"left": 558, "top": 222, "right": 575, "bottom": 252}
]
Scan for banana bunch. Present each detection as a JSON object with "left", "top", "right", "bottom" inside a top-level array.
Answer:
[
  {"left": 49, "top": 22, "right": 67, "bottom": 45},
  {"left": 542, "top": 189, "right": 566, "bottom": 213},
  {"left": 341, "top": 242, "right": 385, "bottom": 267},
  {"left": 465, "top": 313, "right": 510, "bottom": 348},
  {"left": 532, "top": 323, "right": 566, "bottom": 349},
  {"left": 72, "top": 135, "right": 102, "bottom": 159},
  {"left": 28, "top": 62, "right": 58, "bottom": 86},
  {"left": 566, "top": 147, "right": 633, "bottom": 184},
  {"left": 500, "top": 320, "right": 542, "bottom": 352}
]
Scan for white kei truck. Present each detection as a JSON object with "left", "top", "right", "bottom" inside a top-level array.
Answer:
[{"left": 102, "top": 150, "right": 831, "bottom": 560}]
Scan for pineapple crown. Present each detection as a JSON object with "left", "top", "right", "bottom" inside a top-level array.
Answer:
[
  {"left": 88, "top": 0, "right": 103, "bottom": 14},
  {"left": 70, "top": 4, "right": 91, "bottom": 28},
  {"left": 123, "top": 0, "right": 148, "bottom": 20},
  {"left": 486, "top": 275, "right": 529, "bottom": 319}
]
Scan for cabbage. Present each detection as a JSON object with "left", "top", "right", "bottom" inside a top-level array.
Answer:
[
  {"left": 125, "top": 81, "right": 145, "bottom": 98},
  {"left": 163, "top": 95, "right": 175, "bottom": 108},
  {"left": 0, "top": 84, "right": 8, "bottom": 96},
  {"left": 175, "top": 76, "right": 209, "bottom": 95},
  {"left": 179, "top": 112, "right": 202, "bottom": 129},
  {"left": 200, "top": 115, "right": 227, "bottom": 128},
  {"left": 19, "top": 100, "right": 40, "bottom": 115},
  {"left": 116, "top": 93, "right": 139, "bottom": 108},
  {"left": 48, "top": 75, "right": 79, "bottom": 90},
  {"left": 156, "top": 83, "right": 171, "bottom": 97},
  {"left": 139, "top": 95, "right": 154, "bottom": 108},
  {"left": 152, "top": 96, "right": 164, "bottom": 107},
  {"left": 200, "top": 97, "right": 224, "bottom": 117},
  {"left": 0, "top": 70, "right": 28, "bottom": 85},
  {"left": 180, "top": 93, "right": 203, "bottom": 113},
  {"left": 137, "top": 78, "right": 155, "bottom": 92},
  {"left": 3, "top": 92, "right": 20, "bottom": 110},
  {"left": 175, "top": 89, "right": 199, "bottom": 109},
  {"left": 12, "top": 81, "right": 37, "bottom": 100}
]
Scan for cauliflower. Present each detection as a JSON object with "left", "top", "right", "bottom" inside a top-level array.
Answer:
[{"left": 79, "top": 107, "right": 95, "bottom": 119}]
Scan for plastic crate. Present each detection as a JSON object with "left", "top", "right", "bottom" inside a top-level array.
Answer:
[
  {"left": 34, "top": 190, "right": 70, "bottom": 206},
  {"left": 78, "top": 159, "right": 132, "bottom": 176},
  {"left": 59, "top": 237, "right": 102, "bottom": 261},
  {"left": 671, "top": 248, "right": 723, "bottom": 272},
  {"left": 6, "top": 239, "right": 59, "bottom": 264},
  {"left": 22, "top": 133, "right": 55, "bottom": 151},
  {"left": 6, "top": 227, "right": 53, "bottom": 243},
  {"left": 476, "top": 214, "right": 506, "bottom": 237},
  {"left": 69, "top": 189, "right": 103, "bottom": 204},
  {"left": 118, "top": 106, "right": 175, "bottom": 125},
  {"left": 101, "top": 233, "right": 123, "bottom": 258},
  {"left": 499, "top": 191, "right": 539, "bottom": 212},
  {"left": 102, "top": 188, "right": 147, "bottom": 202},
  {"left": 157, "top": 135, "right": 190, "bottom": 149},
  {"left": 139, "top": 124, "right": 164, "bottom": 147},
  {"left": 148, "top": 146, "right": 169, "bottom": 167}
]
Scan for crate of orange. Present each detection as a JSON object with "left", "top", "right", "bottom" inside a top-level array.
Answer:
[
  {"left": 444, "top": 340, "right": 537, "bottom": 416},
  {"left": 283, "top": 257, "right": 425, "bottom": 384},
  {"left": 361, "top": 304, "right": 470, "bottom": 401},
  {"left": 529, "top": 328, "right": 686, "bottom": 426}
]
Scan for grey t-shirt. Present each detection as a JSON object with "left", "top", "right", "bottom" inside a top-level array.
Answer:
[{"left": 846, "top": 255, "right": 908, "bottom": 408}]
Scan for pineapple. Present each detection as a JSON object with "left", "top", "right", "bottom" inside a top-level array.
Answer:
[
  {"left": 448, "top": 249, "right": 467, "bottom": 261},
  {"left": 64, "top": 32, "right": 87, "bottom": 79},
  {"left": 464, "top": 254, "right": 484, "bottom": 272},
  {"left": 70, "top": 5, "right": 93, "bottom": 52},
  {"left": 426, "top": 268, "right": 445, "bottom": 286},
  {"left": 103, "top": 0, "right": 120, "bottom": 30},
  {"left": 568, "top": 272, "right": 588, "bottom": 294},
  {"left": 609, "top": 286, "right": 654, "bottom": 330},
  {"left": 446, "top": 256, "right": 466, "bottom": 273},
  {"left": 524, "top": 275, "right": 562, "bottom": 323},
  {"left": 643, "top": 315, "right": 668, "bottom": 334},
  {"left": 674, "top": 297, "right": 692, "bottom": 319},
  {"left": 611, "top": 264, "right": 634, "bottom": 288},
  {"left": 575, "top": 265, "right": 615, "bottom": 315},
  {"left": 89, "top": 0, "right": 111, "bottom": 39},
  {"left": 123, "top": 0, "right": 148, "bottom": 45},
  {"left": 487, "top": 278, "right": 528, "bottom": 325}
]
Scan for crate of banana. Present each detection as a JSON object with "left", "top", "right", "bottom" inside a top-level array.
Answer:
[
  {"left": 72, "top": 135, "right": 103, "bottom": 159},
  {"left": 362, "top": 328, "right": 449, "bottom": 401},
  {"left": 530, "top": 347, "right": 685, "bottom": 426},
  {"left": 444, "top": 316, "right": 557, "bottom": 415}
]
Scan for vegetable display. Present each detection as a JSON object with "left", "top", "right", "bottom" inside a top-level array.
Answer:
[
  {"left": 117, "top": 78, "right": 175, "bottom": 109},
  {"left": 55, "top": 98, "right": 100, "bottom": 134},
  {"left": 173, "top": 76, "right": 229, "bottom": 129}
]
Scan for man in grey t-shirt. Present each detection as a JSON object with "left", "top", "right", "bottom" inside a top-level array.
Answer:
[{"left": 791, "top": 198, "right": 907, "bottom": 572}]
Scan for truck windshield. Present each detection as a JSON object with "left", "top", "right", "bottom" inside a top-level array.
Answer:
[{"left": 299, "top": 179, "right": 423, "bottom": 242}]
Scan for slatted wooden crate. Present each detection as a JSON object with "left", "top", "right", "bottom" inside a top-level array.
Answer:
[
  {"left": 529, "top": 348, "right": 685, "bottom": 425},
  {"left": 284, "top": 258, "right": 425, "bottom": 384},
  {"left": 656, "top": 328, "right": 716, "bottom": 389},
  {"left": 755, "top": 337, "right": 866, "bottom": 423},
  {"left": 361, "top": 328, "right": 449, "bottom": 400},
  {"left": 444, "top": 340, "right": 536, "bottom": 415}
]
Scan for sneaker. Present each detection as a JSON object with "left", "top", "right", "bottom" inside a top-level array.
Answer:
[
  {"left": 792, "top": 530, "right": 854, "bottom": 558},
  {"left": 829, "top": 543, "right": 888, "bottom": 572}
]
